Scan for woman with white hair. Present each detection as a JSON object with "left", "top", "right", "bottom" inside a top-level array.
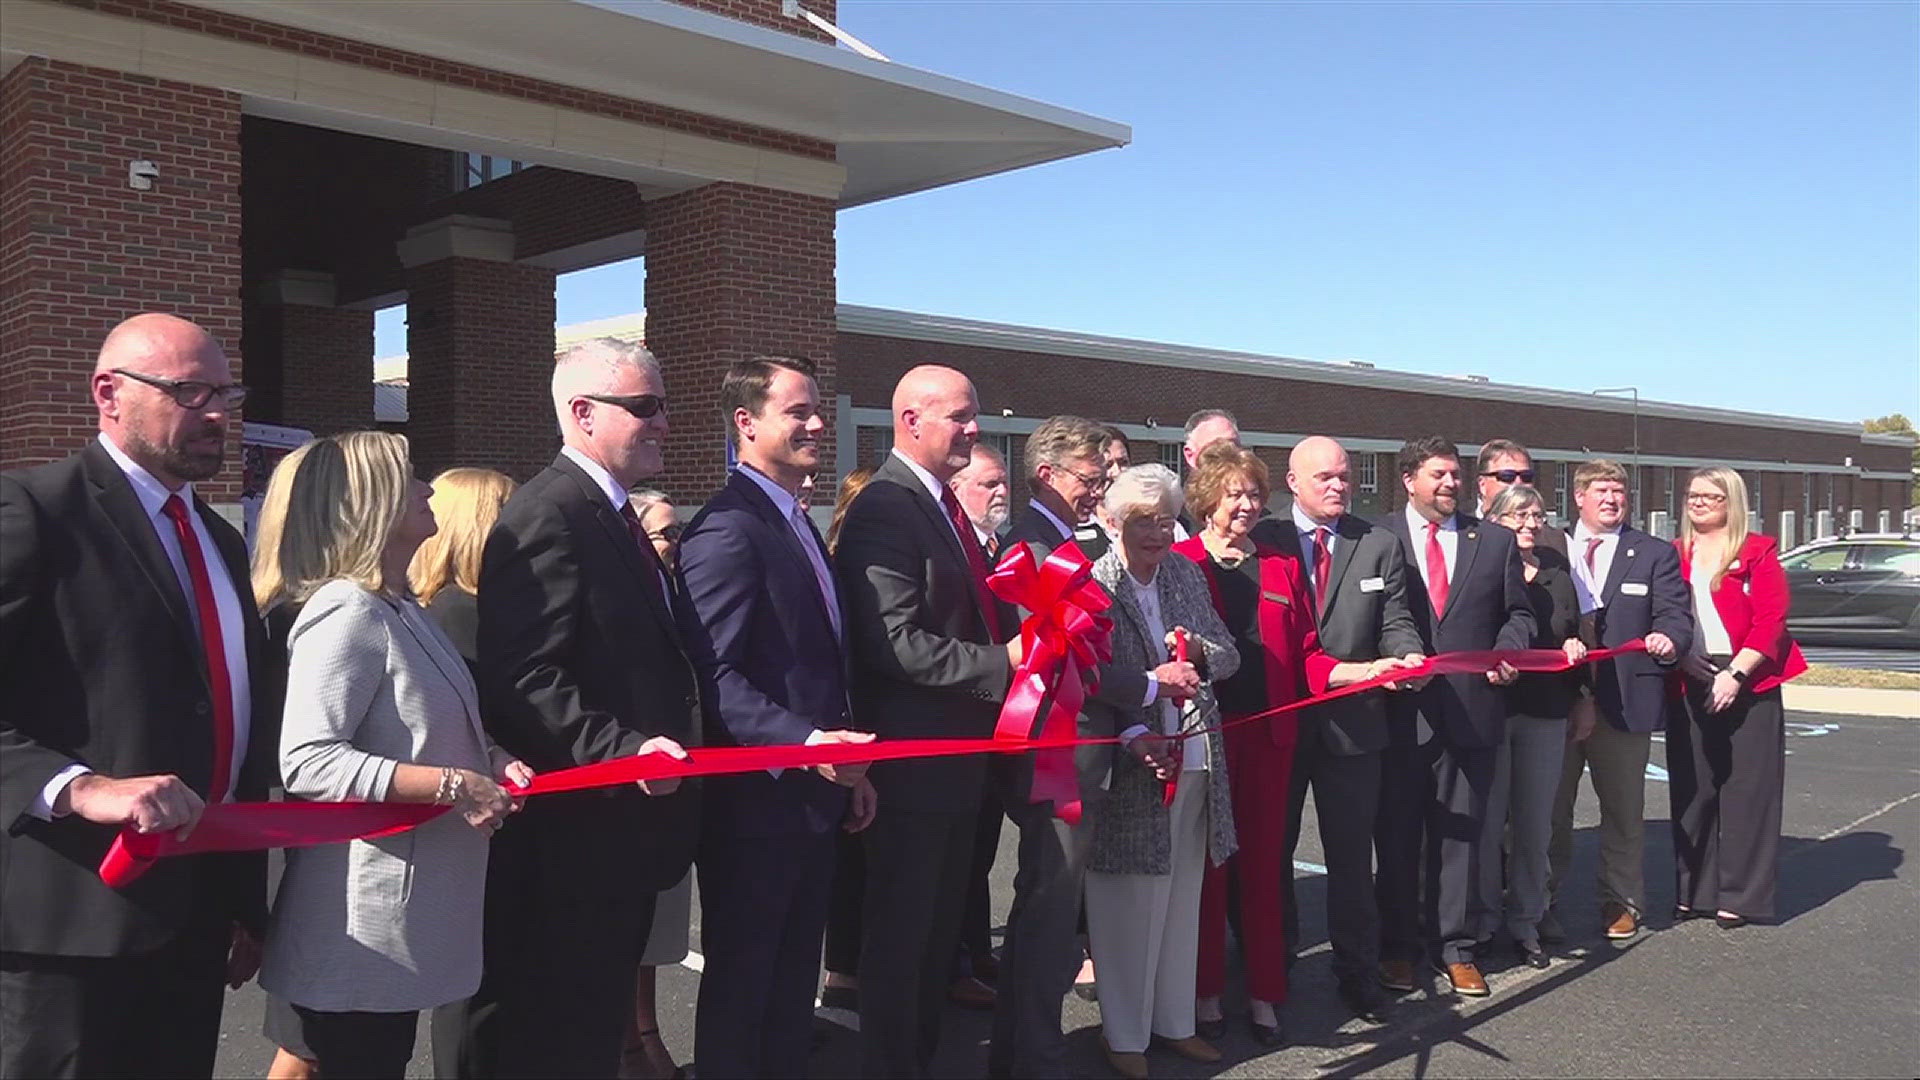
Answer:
[{"left": 1083, "top": 464, "right": 1240, "bottom": 1079}]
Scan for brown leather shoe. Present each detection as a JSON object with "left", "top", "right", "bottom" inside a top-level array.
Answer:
[
  {"left": 1445, "top": 961, "right": 1490, "bottom": 997},
  {"left": 1103, "top": 1043, "right": 1149, "bottom": 1080},
  {"left": 948, "top": 975, "right": 996, "bottom": 1010},
  {"left": 1603, "top": 901, "right": 1639, "bottom": 940},
  {"left": 1377, "top": 958, "right": 1416, "bottom": 993},
  {"left": 1151, "top": 1035, "right": 1222, "bottom": 1063}
]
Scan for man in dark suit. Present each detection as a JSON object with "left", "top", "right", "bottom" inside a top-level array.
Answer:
[
  {"left": 674, "top": 355, "right": 875, "bottom": 1077},
  {"left": 1547, "top": 459, "right": 1689, "bottom": 941},
  {"left": 834, "top": 365, "right": 1021, "bottom": 1077},
  {"left": 1376, "top": 436, "right": 1535, "bottom": 998},
  {"left": 457, "top": 338, "right": 698, "bottom": 1078},
  {"left": 988, "top": 416, "right": 1196, "bottom": 1077},
  {"left": 0, "top": 314, "right": 275, "bottom": 1078},
  {"left": 1474, "top": 439, "right": 1568, "bottom": 556},
  {"left": 1253, "top": 435, "right": 1425, "bottom": 1022}
]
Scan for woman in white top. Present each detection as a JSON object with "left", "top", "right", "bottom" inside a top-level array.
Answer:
[
  {"left": 1082, "top": 465, "right": 1240, "bottom": 1079},
  {"left": 258, "top": 432, "right": 530, "bottom": 1077}
]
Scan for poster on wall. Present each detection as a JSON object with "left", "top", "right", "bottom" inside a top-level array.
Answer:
[{"left": 241, "top": 421, "right": 313, "bottom": 550}]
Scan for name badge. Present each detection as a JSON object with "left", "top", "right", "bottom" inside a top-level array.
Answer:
[
  {"left": 1360, "top": 576, "right": 1386, "bottom": 593},
  {"left": 1620, "top": 582, "right": 1649, "bottom": 596},
  {"left": 1262, "top": 590, "right": 1292, "bottom": 606}
]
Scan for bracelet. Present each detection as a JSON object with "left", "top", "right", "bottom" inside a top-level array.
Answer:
[{"left": 433, "top": 767, "right": 465, "bottom": 806}]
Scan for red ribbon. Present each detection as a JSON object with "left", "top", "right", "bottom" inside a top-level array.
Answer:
[
  {"left": 984, "top": 541, "right": 1113, "bottom": 824},
  {"left": 96, "top": 639, "right": 1647, "bottom": 888}
]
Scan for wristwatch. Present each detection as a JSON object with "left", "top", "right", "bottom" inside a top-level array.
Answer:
[{"left": 1728, "top": 668, "right": 1750, "bottom": 685}]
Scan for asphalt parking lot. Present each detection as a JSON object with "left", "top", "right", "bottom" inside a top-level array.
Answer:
[{"left": 214, "top": 709, "right": 1919, "bottom": 1078}]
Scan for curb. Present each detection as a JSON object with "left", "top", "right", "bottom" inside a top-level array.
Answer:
[{"left": 1782, "top": 684, "right": 1920, "bottom": 719}]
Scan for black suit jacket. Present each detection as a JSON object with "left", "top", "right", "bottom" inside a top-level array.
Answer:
[
  {"left": 676, "top": 469, "right": 851, "bottom": 838},
  {"left": 1252, "top": 515, "right": 1423, "bottom": 755},
  {"left": 477, "top": 453, "right": 700, "bottom": 894},
  {"left": 834, "top": 455, "right": 1014, "bottom": 814},
  {"left": 1382, "top": 511, "right": 1536, "bottom": 749},
  {"left": 1577, "top": 526, "right": 1692, "bottom": 733},
  {"left": 0, "top": 441, "right": 276, "bottom": 956}
]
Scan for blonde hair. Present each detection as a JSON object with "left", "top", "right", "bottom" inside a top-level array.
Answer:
[
  {"left": 408, "top": 467, "right": 517, "bottom": 604},
  {"left": 827, "top": 465, "right": 875, "bottom": 555},
  {"left": 1186, "top": 441, "right": 1270, "bottom": 525},
  {"left": 279, "top": 431, "right": 416, "bottom": 602},
  {"left": 250, "top": 441, "right": 315, "bottom": 611},
  {"left": 1680, "top": 465, "right": 1750, "bottom": 589}
]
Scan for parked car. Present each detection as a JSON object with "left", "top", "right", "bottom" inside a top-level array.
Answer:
[{"left": 1779, "top": 533, "right": 1920, "bottom": 647}]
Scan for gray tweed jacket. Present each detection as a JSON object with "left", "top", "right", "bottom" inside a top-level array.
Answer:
[{"left": 1085, "top": 549, "right": 1240, "bottom": 875}]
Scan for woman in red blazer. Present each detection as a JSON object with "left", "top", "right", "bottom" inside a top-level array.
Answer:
[
  {"left": 1174, "top": 443, "right": 1402, "bottom": 1046},
  {"left": 1671, "top": 466, "right": 1807, "bottom": 929}
]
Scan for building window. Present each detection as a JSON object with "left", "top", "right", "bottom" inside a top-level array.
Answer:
[
  {"left": 1158, "top": 443, "right": 1184, "bottom": 473},
  {"left": 982, "top": 431, "right": 1013, "bottom": 465},
  {"left": 1556, "top": 462, "right": 1571, "bottom": 523},
  {"left": 1357, "top": 454, "right": 1378, "bottom": 493},
  {"left": 457, "top": 153, "right": 525, "bottom": 191},
  {"left": 1745, "top": 471, "right": 1762, "bottom": 518}
]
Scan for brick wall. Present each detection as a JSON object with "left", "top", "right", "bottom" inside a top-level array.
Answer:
[
  {"left": 644, "top": 183, "right": 837, "bottom": 504},
  {"left": 0, "top": 58, "right": 245, "bottom": 499},
  {"left": 670, "top": 0, "right": 838, "bottom": 42}
]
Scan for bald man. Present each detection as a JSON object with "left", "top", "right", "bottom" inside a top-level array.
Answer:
[
  {"left": 1, "top": 314, "right": 277, "bottom": 1077},
  {"left": 1252, "top": 435, "right": 1423, "bottom": 1023},
  {"left": 834, "top": 365, "right": 1019, "bottom": 1077}
]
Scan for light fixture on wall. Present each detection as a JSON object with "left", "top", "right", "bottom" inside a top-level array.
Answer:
[{"left": 128, "top": 160, "right": 158, "bottom": 191}]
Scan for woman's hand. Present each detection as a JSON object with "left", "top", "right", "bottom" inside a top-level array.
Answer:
[
  {"left": 448, "top": 769, "right": 517, "bottom": 833},
  {"left": 1128, "top": 734, "right": 1180, "bottom": 782},
  {"left": 498, "top": 760, "right": 534, "bottom": 809},
  {"left": 1562, "top": 638, "right": 1589, "bottom": 666},
  {"left": 1707, "top": 670, "right": 1742, "bottom": 714},
  {"left": 842, "top": 776, "right": 878, "bottom": 834}
]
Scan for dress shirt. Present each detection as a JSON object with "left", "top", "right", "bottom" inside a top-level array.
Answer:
[
  {"left": 1291, "top": 503, "right": 1339, "bottom": 568},
  {"left": 972, "top": 522, "right": 997, "bottom": 552},
  {"left": 1569, "top": 521, "right": 1623, "bottom": 615},
  {"left": 1403, "top": 503, "right": 1459, "bottom": 590},
  {"left": 1122, "top": 569, "right": 1207, "bottom": 772},
  {"left": 1026, "top": 498, "right": 1074, "bottom": 544},
  {"left": 1688, "top": 549, "right": 1735, "bottom": 656},
  {"left": 735, "top": 463, "right": 840, "bottom": 639},
  {"left": 890, "top": 448, "right": 967, "bottom": 549},
  {"left": 562, "top": 445, "right": 672, "bottom": 606},
  {"left": 35, "top": 435, "right": 255, "bottom": 819}
]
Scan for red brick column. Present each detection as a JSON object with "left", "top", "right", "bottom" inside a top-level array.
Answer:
[
  {"left": 247, "top": 272, "right": 374, "bottom": 436},
  {"left": 644, "top": 183, "right": 837, "bottom": 503},
  {"left": 400, "top": 217, "right": 557, "bottom": 481},
  {"left": 0, "top": 59, "right": 243, "bottom": 499}
]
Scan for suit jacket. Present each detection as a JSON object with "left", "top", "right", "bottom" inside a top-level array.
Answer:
[
  {"left": 994, "top": 506, "right": 1149, "bottom": 808},
  {"left": 1579, "top": 525, "right": 1692, "bottom": 732},
  {"left": 833, "top": 455, "right": 1014, "bottom": 814},
  {"left": 676, "top": 469, "right": 852, "bottom": 838},
  {"left": 1674, "top": 533, "right": 1806, "bottom": 695},
  {"left": 0, "top": 441, "right": 276, "bottom": 956},
  {"left": 477, "top": 453, "right": 700, "bottom": 894},
  {"left": 1382, "top": 511, "right": 1536, "bottom": 749},
  {"left": 1252, "top": 515, "right": 1423, "bottom": 755}
]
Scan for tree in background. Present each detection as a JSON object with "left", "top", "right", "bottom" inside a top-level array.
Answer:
[{"left": 1863, "top": 414, "right": 1919, "bottom": 508}]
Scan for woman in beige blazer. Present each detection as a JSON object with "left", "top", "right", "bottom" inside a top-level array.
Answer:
[{"left": 257, "top": 433, "right": 528, "bottom": 1078}]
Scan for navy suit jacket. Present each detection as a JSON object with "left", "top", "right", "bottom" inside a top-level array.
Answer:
[
  {"left": 677, "top": 469, "right": 852, "bottom": 837},
  {"left": 1577, "top": 525, "right": 1692, "bottom": 733},
  {"left": 1383, "top": 510, "right": 1536, "bottom": 750}
]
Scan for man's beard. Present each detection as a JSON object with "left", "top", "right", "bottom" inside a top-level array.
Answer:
[
  {"left": 983, "top": 503, "right": 1009, "bottom": 532},
  {"left": 126, "top": 424, "right": 225, "bottom": 482}
]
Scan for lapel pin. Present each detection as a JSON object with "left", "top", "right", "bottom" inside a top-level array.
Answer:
[
  {"left": 1466, "top": 530, "right": 1476, "bottom": 539},
  {"left": 1730, "top": 559, "right": 1741, "bottom": 570},
  {"left": 1627, "top": 548, "right": 1635, "bottom": 557}
]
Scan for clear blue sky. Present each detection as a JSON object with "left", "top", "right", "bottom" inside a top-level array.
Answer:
[{"left": 376, "top": 1, "right": 1919, "bottom": 424}]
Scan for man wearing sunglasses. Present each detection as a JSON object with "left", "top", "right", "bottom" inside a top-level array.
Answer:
[{"left": 1476, "top": 440, "right": 1566, "bottom": 555}]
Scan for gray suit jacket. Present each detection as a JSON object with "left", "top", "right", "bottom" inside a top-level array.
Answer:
[
  {"left": 259, "top": 580, "right": 505, "bottom": 1012},
  {"left": 1085, "top": 550, "right": 1239, "bottom": 875}
]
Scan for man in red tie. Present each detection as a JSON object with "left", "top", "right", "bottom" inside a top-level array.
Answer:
[
  {"left": 1375, "top": 436, "right": 1535, "bottom": 999},
  {"left": 0, "top": 314, "right": 275, "bottom": 1078},
  {"left": 833, "top": 365, "right": 1020, "bottom": 1077}
]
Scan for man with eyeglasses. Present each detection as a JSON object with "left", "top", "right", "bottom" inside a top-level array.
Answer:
[
  {"left": 1475, "top": 440, "right": 1567, "bottom": 555},
  {"left": 1, "top": 314, "right": 276, "bottom": 1077}
]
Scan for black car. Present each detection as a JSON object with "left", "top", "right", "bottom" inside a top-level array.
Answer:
[{"left": 1780, "top": 534, "right": 1920, "bottom": 647}]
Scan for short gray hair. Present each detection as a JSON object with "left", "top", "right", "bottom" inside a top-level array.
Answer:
[
  {"left": 551, "top": 337, "right": 660, "bottom": 430},
  {"left": 628, "top": 488, "right": 672, "bottom": 518},
  {"left": 1486, "top": 483, "right": 1544, "bottom": 520},
  {"left": 1023, "top": 415, "right": 1106, "bottom": 480},
  {"left": 1102, "top": 463, "right": 1183, "bottom": 523}
]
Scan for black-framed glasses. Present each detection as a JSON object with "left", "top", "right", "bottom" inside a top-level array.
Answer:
[
  {"left": 1685, "top": 491, "right": 1728, "bottom": 505},
  {"left": 583, "top": 393, "right": 668, "bottom": 420},
  {"left": 1055, "top": 463, "right": 1110, "bottom": 492},
  {"left": 1481, "top": 468, "right": 1535, "bottom": 484},
  {"left": 112, "top": 368, "right": 248, "bottom": 410},
  {"left": 647, "top": 524, "right": 684, "bottom": 543}
]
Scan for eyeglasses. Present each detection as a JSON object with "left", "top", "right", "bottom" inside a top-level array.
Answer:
[
  {"left": 1498, "top": 511, "right": 1548, "bottom": 526},
  {"left": 112, "top": 368, "right": 248, "bottom": 410},
  {"left": 583, "top": 393, "right": 668, "bottom": 420},
  {"left": 1481, "top": 468, "right": 1535, "bottom": 484},
  {"left": 1055, "top": 464, "right": 1110, "bottom": 492},
  {"left": 1127, "top": 515, "right": 1179, "bottom": 533},
  {"left": 646, "top": 524, "right": 684, "bottom": 543},
  {"left": 1685, "top": 491, "right": 1728, "bottom": 505}
]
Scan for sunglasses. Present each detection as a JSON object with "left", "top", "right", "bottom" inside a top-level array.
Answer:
[
  {"left": 113, "top": 368, "right": 249, "bottom": 410},
  {"left": 1481, "top": 468, "right": 1535, "bottom": 484},
  {"left": 647, "top": 524, "right": 684, "bottom": 543},
  {"left": 583, "top": 393, "right": 668, "bottom": 420}
]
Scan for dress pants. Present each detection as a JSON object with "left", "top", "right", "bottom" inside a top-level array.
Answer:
[
  {"left": 823, "top": 827, "right": 865, "bottom": 978},
  {"left": 1549, "top": 719, "right": 1652, "bottom": 918},
  {"left": 1085, "top": 773, "right": 1208, "bottom": 1055},
  {"left": 959, "top": 788, "right": 1005, "bottom": 977},
  {"left": 1376, "top": 739, "right": 1496, "bottom": 967},
  {"left": 858, "top": 807, "right": 977, "bottom": 1078},
  {"left": 988, "top": 797, "right": 1091, "bottom": 1077},
  {"left": 695, "top": 830, "right": 838, "bottom": 1078},
  {"left": 1199, "top": 722, "right": 1294, "bottom": 1004},
  {"left": 1281, "top": 735, "right": 1383, "bottom": 989},
  {"left": 1668, "top": 682, "right": 1785, "bottom": 921},
  {"left": 1474, "top": 714, "right": 1569, "bottom": 948},
  {"left": 0, "top": 920, "right": 227, "bottom": 1079}
]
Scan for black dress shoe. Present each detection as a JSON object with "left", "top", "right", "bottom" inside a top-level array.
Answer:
[
  {"left": 1673, "top": 905, "right": 1707, "bottom": 922},
  {"left": 1195, "top": 1017, "right": 1226, "bottom": 1040},
  {"left": 1715, "top": 912, "right": 1749, "bottom": 930},
  {"left": 1072, "top": 981, "right": 1098, "bottom": 1002},
  {"left": 1337, "top": 982, "right": 1387, "bottom": 1023},
  {"left": 819, "top": 985, "right": 858, "bottom": 1011},
  {"left": 1248, "top": 1017, "right": 1286, "bottom": 1047},
  {"left": 1514, "top": 941, "right": 1551, "bottom": 970}
]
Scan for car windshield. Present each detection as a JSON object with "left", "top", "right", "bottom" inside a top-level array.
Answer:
[{"left": 1782, "top": 546, "right": 1850, "bottom": 572}]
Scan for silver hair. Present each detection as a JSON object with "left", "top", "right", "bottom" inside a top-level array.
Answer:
[
  {"left": 551, "top": 337, "right": 661, "bottom": 431},
  {"left": 627, "top": 487, "right": 672, "bottom": 517},
  {"left": 1486, "top": 483, "right": 1544, "bottom": 520},
  {"left": 1102, "top": 463, "right": 1184, "bottom": 523}
]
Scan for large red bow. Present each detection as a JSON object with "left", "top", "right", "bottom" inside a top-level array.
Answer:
[{"left": 986, "top": 541, "right": 1114, "bottom": 824}]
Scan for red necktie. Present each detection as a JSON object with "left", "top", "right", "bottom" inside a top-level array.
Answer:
[
  {"left": 161, "top": 495, "right": 235, "bottom": 804},
  {"left": 1584, "top": 535, "right": 1604, "bottom": 576},
  {"left": 1312, "top": 526, "right": 1333, "bottom": 604},
  {"left": 1424, "top": 519, "right": 1450, "bottom": 617},
  {"left": 620, "top": 503, "right": 674, "bottom": 608},
  {"left": 941, "top": 487, "right": 1003, "bottom": 641}
]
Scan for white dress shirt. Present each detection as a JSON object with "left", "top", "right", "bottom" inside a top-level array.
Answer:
[
  {"left": 1569, "top": 522, "right": 1623, "bottom": 615},
  {"left": 36, "top": 435, "right": 255, "bottom": 819},
  {"left": 891, "top": 448, "right": 968, "bottom": 549},
  {"left": 736, "top": 463, "right": 840, "bottom": 640},
  {"left": 1291, "top": 503, "right": 1339, "bottom": 570},
  {"left": 1119, "top": 569, "right": 1207, "bottom": 772},
  {"left": 561, "top": 445, "right": 672, "bottom": 606},
  {"left": 1403, "top": 503, "right": 1459, "bottom": 591}
]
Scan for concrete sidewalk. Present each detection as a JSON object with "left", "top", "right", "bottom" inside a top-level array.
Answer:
[{"left": 1783, "top": 683, "right": 1920, "bottom": 718}]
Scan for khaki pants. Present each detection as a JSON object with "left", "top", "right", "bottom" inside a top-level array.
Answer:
[{"left": 1548, "top": 720, "right": 1651, "bottom": 917}]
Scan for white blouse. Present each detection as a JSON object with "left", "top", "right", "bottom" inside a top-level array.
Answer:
[
  {"left": 1128, "top": 571, "right": 1208, "bottom": 773},
  {"left": 1689, "top": 549, "right": 1735, "bottom": 657}
]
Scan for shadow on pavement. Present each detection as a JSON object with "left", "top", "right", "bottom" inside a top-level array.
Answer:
[{"left": 1776, "top": 830, "right": 1903, "bottom": 923}]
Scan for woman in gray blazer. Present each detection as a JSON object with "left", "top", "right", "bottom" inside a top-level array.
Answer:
[
  {"left": 257, "top": 433, "right": 528, "bottom": 1078},
  {"left": 1082, "top": 464, "right": 1240, "bottom": 1079}
]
